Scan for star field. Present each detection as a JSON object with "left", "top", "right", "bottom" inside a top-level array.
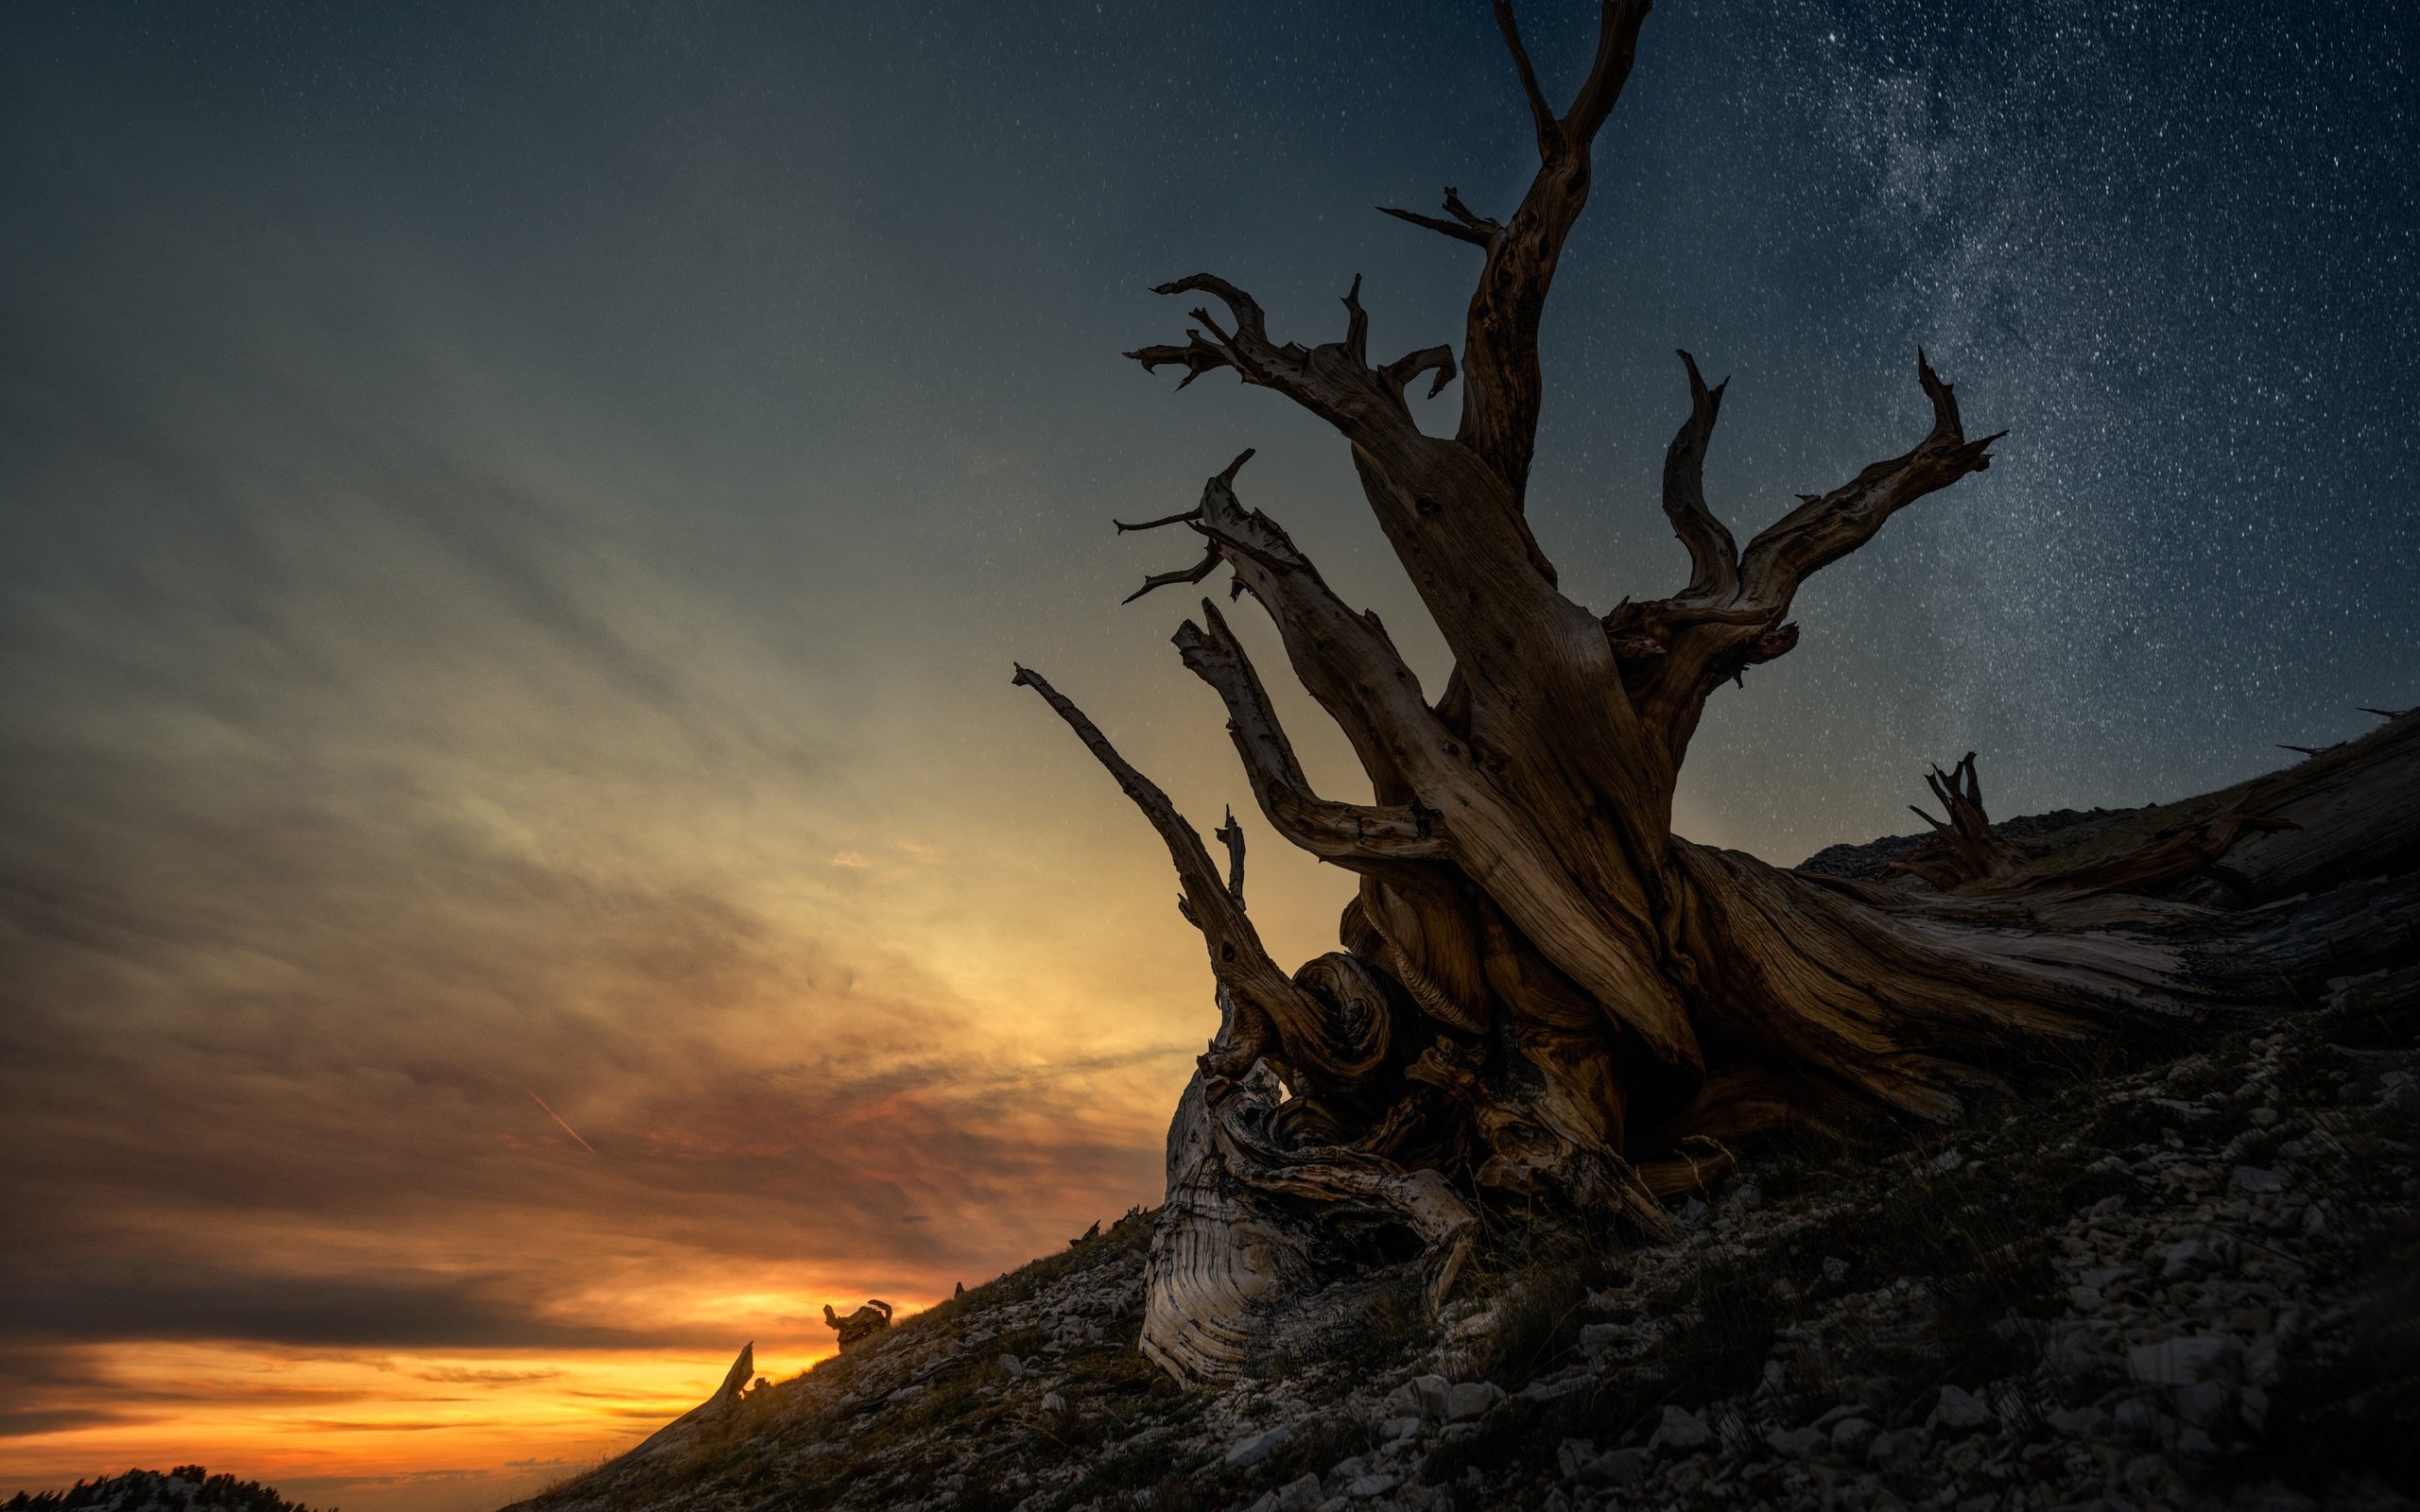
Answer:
[{"left": 0, "top": 4, "right": 2411, "bottom": 1507}]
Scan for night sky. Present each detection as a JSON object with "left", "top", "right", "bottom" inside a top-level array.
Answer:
[{"left": 3, "top": 3, "right": 2412, "bottom": 1507}]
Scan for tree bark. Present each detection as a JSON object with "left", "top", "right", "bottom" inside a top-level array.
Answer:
[{"left": 1017, "top": 2, "right": 2420, "bottom": 1381}]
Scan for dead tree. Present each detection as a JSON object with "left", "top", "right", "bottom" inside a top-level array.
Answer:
[
  {"left": 1888, "top": 753, "right": 2027, "bottom": 887},
  {"left": 822, "top": 1300, "right": 892, "bottom": 1352},
  {"left": 1015, "top": 2, "right": 2420, "bottom": 1381}
]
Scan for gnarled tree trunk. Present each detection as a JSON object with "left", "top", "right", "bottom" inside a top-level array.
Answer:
[{"left": 1015, "top": 2, "right": 2420, "bottom": 1382}]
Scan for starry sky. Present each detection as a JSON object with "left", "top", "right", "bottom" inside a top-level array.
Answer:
[{"left": 2, "top": 3, "right": 2412, "bottom": 1508}]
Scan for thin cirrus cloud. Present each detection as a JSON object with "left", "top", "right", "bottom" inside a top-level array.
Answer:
[
  {"left": 5, "top": 1, "right": 2414, "bottom": 1508},
  {"left": 0, "top": 168, "right": 1189, "bottom": 1490}
]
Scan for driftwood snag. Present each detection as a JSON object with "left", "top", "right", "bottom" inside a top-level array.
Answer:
[
  {"left": 1015, "top": 2, "right": 2420, "bottom": 1383},
  {"left": 1889, "top": 753, "right": 2026, "bottom": 888},
  {"left": 823, "top": 1299, "right": 892, "bottom": 1352},
  {"left": 622, "top": 1343, "right": 754, "bottom": 1465}
]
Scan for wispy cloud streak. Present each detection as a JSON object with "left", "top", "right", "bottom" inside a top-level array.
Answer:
[{"left": 526, "top": 1091, "right": 599, "bottom": 1157}]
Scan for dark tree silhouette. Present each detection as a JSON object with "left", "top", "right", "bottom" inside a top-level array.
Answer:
[{"left": 1015, "top": 1, "right": 2420, "bottom": 1380}]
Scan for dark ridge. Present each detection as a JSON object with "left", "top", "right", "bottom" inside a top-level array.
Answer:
[
  {"left": 1795, "top": 806, "right": 2116, "bottom": 880},
  {"left": 4, "top": 1469, "right": 321, "bottom": 1512}
]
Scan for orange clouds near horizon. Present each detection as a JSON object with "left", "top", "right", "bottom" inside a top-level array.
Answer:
[
  {"left": 5, "top": 1341, "right": 806, "bottom": 1512},
  {"left": 11, "top": 2, "right": 2411, "bottom": 1508}
]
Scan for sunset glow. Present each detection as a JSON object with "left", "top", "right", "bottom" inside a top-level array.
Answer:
[
  {"left": 6, "top": 4, "right": 2412, "bottom": 1511},
  {"left": 6, "top": 1338, "right": 837, "bottom": 1512}
]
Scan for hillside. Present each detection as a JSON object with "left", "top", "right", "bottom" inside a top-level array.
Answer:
[
  {"left": 5, "top": 1469, "right": 321, "bottom": 1512},
  {"left": 507, "top": 788, "right": 2420, "bottom": 1512}
]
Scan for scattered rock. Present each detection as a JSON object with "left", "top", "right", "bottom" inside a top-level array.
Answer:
[
  {"left": 2174, "top": 1379, "right": 2231, "bottom": 1427},
  {"left": 1595, "top": 1448, "right": 1647, "bottom": 1486},
  {"left": 2114, "top": 1395, "right": 2174, "bottom": 1444},
  {"left": 1830, "top": 1417, "right": 1877, "bottom": 1456},
  {"left": 1866, "top": 1428, "right": 1926, "bottom": 1469},
  {"left": 1765, "top": 1424, "right": 1825, "bottom": 1458},
  {"left": 1556, "top": 1440, "right": 1645, "bottom": 1488},
  {"left": 2047, "top": 1404, "right": 2108, "bottom": 1438},
  {"left": 510, "top": 964, "right": 2418, "bottom": 1512},
  {"left": 2128, "top": 1334, "right": 2242, "bottom": 1388},
  {"left": 1927, "top": 1383, "right": 1995, "bottom": 1433},
  {"left": 1648, "top": 1404, "right": 1712, "bottom": 1453},
  {"left": 2159, "top": 1239, "right": 2221, "bottom": 1280},
  {"left": 1554, "top": 1438, "right": 1596, "bottom": 1483},
  {"left": 1222, "top": 1422, "right": 1291, "bottom": 1468}
]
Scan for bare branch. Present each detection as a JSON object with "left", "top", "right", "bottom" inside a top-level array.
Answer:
[
  {"left": 1118, "top": 450, "right": 1258, "bottom": 602},
  {"left": 1011, "top": 663, "right": 1278, "bottom": 977},
  {"left": 1158, "top": 273, "right": 1271, "bottom": 346},
  {"left": 1122, "top": 541, "right": 1222, "bottom": 605},
  {"left": 1441, "top": 186, "right": 1499, "bottom": 234},
  {"left": 1124, "top": 331, "right": 1234, "bottom": 390},
  {"left": 1187, "top": 458, "right": 1452, "bottom": 799},
  {"left": 1124, "top": 274, "right": 1289, "bottom": 390},
  {"left": 1378, "top": 206, "right": 1493, "bottom": 248},
  {"left": 1621, "top": 348, "right": 1989, "bottom": 748},
  {"left": 1010, "top": 663, "right": 1391, "bottom": 1091},
  {"left": 1737, "top": 351, "right": 2004, "bottom": 615},
  {"left": 1661, "top": 350, "right": 1740, "bottom": 601},
  {"left": 1565, "top": 0, "right": 1652, "bottom": 143},
  {"left": 1174, "top": 600, "right": 1448, "bottom": 864},
  {"left": 1130, "top": 274, "right": 1441, "bottom": 445},
  {"left": 1215, "top": 805, "right": 1246, "bottom": 902},
  {"left": 1491, "top": 1, "right": 1561, "bottom": 160},
  {"left": 1380, "top": 344, "right": 1459, "bottom": 399},
  {"left": 1455, "top": 0, "right": 1655, "bottom": 501},
  {"left": 1378, "top": 185, "right": 1505, "bottom": 249},
  {"left": 1113, "top": 507, "right": 1202, "bottom": 534}
]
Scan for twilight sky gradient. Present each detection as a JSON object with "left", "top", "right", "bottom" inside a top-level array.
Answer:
[{"left": 3, "top": 3, "right": 2413, "bottom": 1508}]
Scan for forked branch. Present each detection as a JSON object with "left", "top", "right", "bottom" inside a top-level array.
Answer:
[
  {"left": 1116, "top": 450, "right": 1254, "bottom": 605},
  {"left": 1890, "top": 751, "right": 2025, "bottom": 886},
  {"left": 1661, "top": 349, "right": 1739, "bottom": 601},
  {"left": 1382, "top": 344, "right": 1460, "bottom": 399},
  {"left": 1377, "top": 186, "right": 1503, "bottom": 249},
  {"left": 1123, "top": 546, "right": 1222, "bottom": 605},
  {"left": 1124, "top": 274, "right": 1301, "bottom": 397},
  {"left": 1446, "top": 0, "right": 1654, "bottom": 501},
  {"left": 1179, "top": 456, "right": 1451, "bottom": 799},
  {"left": 1127, "top": 275, "right": 1458, "bottom": 445},
  {"left": 1011, "top": 663, "right": 1395, "bottom": 1093},
  {"left": 1614, "top": 352, "right": 1996, "bottom": 762},
  {"left": 1011, "top": 663, "right": 1286, "bottom": 998},
  {"left": 1174, "top": 600, "right": 1447, "bottom": 864},
  {"left": 1737, "top": 351, "right": 2005, "bottom": 615}
]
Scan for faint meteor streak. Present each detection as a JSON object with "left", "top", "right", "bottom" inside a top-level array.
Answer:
[{"left": 527, "top": 1088, "right": 598, "bottom": 1155}]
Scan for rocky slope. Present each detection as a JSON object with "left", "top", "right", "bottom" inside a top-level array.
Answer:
[
  {"left": 5, "top": 1469, "right": 320, "bottom": 1512},
  {"left": 511, "top": 713, "right": 2420, "bottom": 1512},
  {"left": 508, "top": 945, "right": 2416, "bottom": 1512}
]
